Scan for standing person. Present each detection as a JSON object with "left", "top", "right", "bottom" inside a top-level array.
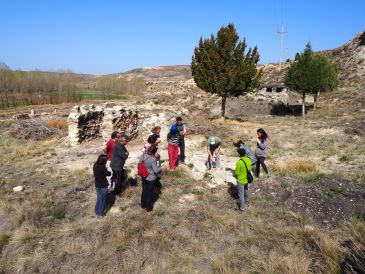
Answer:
[
  {"left": 103, "top": 131, "right": 120, "bottom": 190},
  {"left": 206, "top": 136, "right": 222, "bottom": 170},
  {"left": 233, "top": 140, "right": 257, "bottom": 166},
  {"left": 235, "top": 148, "right": 252, "bottom": 212},
  {"left": 110, "top": 135, "right": 129, "bottom": 194},
  {"left": 255, "top": 128, "right": 270, "bottom": 177},
  {"left": 167, "top": 125, "right": 180, "bottom": 170},
  {"left": 93, "top": 154, "right": 111, "bottom": 217},
  {"left": 140, "top": 146, "right": 161, "bottom": 213},
  {"left": 175, "top": 116, "right": 188, "bottom": 164}
]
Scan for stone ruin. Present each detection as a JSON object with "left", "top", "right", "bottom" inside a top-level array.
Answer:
[{"left": 67, "top": 105, "right": 139, "bottom": 145}]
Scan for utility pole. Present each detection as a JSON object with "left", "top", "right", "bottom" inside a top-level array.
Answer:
[{"left": 277, "top": 24, "right": 287, "bottom": 71}]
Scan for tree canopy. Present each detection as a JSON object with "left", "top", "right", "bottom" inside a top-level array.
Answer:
[
  {"left": 285, "top": 43, "right": 339, "bottom": 116},
  {"left": 191, "top": 23, "right": 261, "bottom": 118}
]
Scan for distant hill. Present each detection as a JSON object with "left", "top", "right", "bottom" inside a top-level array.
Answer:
[{"left": 113, "top": 30, "right": 365, "bottom": 88}]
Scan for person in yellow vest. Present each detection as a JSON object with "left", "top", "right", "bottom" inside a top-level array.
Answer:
[{"left": 235, "top": 148, "right": 252, "bottom": 212}]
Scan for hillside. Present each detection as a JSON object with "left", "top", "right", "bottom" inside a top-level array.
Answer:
[{"left": 116, "top": 30, "right": 364, "bottom": 88}]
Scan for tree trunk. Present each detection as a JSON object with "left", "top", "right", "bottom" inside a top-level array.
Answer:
[
  {"left": 221, "top": 95, "right": 226, "bottom": 119},
  {"left": 313, "top": 91, "right": 320, "bottom": 110},
  {"left": 302, "top": 92, "right": 306, "bottom": 117}
]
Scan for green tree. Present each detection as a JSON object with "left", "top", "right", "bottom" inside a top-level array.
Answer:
[
  {"left": 284, "top": 42, "right": 339, "bottom": 117},
  {"left": 191, "top": 23, "right": 261, "bottom": 118}
]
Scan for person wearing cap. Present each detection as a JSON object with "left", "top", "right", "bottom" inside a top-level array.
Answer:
[
  {"left": 167, "top": 125, "right": 180, "bottom": 170},
  {"left": 103, "top": 131, "right": 120, "bottom": 190},
  {"left": 110, "top": 135, "right": 129, "bottom": 194},
  {"left": 175, "top": 116, "right": 188, "bottom": 164},
  {"left": 206, "top": 136, "right": 222, "bottom": 170}
]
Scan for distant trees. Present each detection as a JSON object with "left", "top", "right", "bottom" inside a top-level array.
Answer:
[
  {"left": 284, "top": 43, "right": 339, "bottom": 117},
  {"left": 191, "top": 23, "right": 261, "bottom": 118},
  {"left": 0, "top": 63, "right": 81, "bottom": 108},
  {"left": 95, "top": 76, "right": 145, "bottom": 98}
]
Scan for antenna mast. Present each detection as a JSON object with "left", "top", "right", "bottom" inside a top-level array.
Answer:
[{"left": 277, "top": 23, "right": 287, "bottom": 71}]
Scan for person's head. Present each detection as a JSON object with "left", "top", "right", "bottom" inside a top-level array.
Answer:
[
  {"left": 176, "top": 116, "right": 183, "bottom": 125},
  {"left": 147, "top": 134, "right": 158, "bottom": 144},
  {"left": 237, "top": 148, "right": 246, "bottom": 157},
  {"left": 147, "top": 145, "right": 158, "bottom": 156},
  {"left": 95, "top": 153, "right": 107, "bottom": 166},
  {"left": 233, "top": 140, "right": 244, "bottom": 147},
  {"left": 111, "top": 131, "right": 119, "bottom": 140},
  {"left": 170, "top": 124, "right": 178, "bottom": 133},
  {"left": 257, "top": 128, "right": 268, "bottom": 140},
  {"left": 119, "top": 135, "right": 129, "bottom": 145},
  {"left": 152, "top": 126, "right": 161, "bottom": 135},
  {"left": 209, "top": 137, "right": 217, "bottom": 146}
]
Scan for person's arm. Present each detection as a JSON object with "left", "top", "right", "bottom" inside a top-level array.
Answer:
[
  {"left": 151, "top": 158, "right": 161, "bottom": 174},
  {"left": 214, "top": 144, "right": 222, "bottom": 157},
  {"left": 234, "top": 161, "right": 241, "bottom": 178},
  {"left": 207, "top": 146, "right": 214, "bottom": 160},
  {"left": 257, "top": 139, "right": 268, "bottom": 150}
]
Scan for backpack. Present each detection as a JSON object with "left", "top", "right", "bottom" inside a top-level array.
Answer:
[
  {"left": 137, "top": 156, "right": 153, "bottom": 178},
  {"left": 241, "top": 159, "right": 254, "bottom": 184}
]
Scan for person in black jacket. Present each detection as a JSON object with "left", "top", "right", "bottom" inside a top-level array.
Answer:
[
  {"left": 93, "top": 154, "right": 111, "bottom": 217},
  {"left": 110, "top": 135, "right": 129, "bottom": 194}
]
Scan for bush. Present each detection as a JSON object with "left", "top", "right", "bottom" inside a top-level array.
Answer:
[
  {"left": 274, "top": 159, "right": 318, "bottom": 175},
  {"left": 47, "top": 119, "right": 68, "bottom": 130},
  {"left": 52, "top": 206, "right": 66, "bottom": 220},
  {"left": 9, "top": 119, "right": 60, "bottom": 140}
]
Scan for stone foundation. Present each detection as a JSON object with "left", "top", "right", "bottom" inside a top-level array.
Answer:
[{"left": 67, "top": 105, "right": 139, "bottom": 145}]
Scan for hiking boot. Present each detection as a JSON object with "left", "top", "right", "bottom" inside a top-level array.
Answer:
[{"left": 266, "top": 172, "right": 271, "bottom": 178}]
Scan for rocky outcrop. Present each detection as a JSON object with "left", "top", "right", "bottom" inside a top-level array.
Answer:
[
  {"left": 322, "top": 30, "right": 365, "bottom": 88},
  {"left": 67, "top": 105, "right": 139, "bottom": 145}
]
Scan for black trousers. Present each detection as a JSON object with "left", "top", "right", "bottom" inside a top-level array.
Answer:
[
  {"left": 112, "top": 169, "right": 124, "bottom": 194},
  {"left": 141, "top": 179, "right": 155, "bottom": 211},
  {"left": 178, "top": 138, "right": 185, "bottom": 163},
  {"left": 255, "top": 156, "right": 268, "bottom": 176}
]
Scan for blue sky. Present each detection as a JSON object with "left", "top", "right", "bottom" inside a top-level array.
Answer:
[{"left": 1, "top": 0, "right": 364, "bottom": 75}]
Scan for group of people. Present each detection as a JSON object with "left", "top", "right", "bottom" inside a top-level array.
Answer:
[{"left": 93, "top": 115, "right": 270, "bottom": 217}]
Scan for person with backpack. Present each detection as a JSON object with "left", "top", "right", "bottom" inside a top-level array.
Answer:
[
  {"left": 175, "top": 116, "right": 188, "bottom": 164},
  {"left": 233, "top": 140, "right": 257, "bottom": 166},
  {"left": 139, "top": 146, "right": 161, "bottom": 213},
  {"left": 255, "top": 128, "right": 270, "bottom": 177},
  {"left": 110, "top": 135, "right": 129, "bottom": 194},
  {"left": 235, "top": 148, "right": 252, "bottom": 212},
  {"left": 167, "top": 125, "right": 180, "bottom": 170},
  {"left": 93, "top": 154, "right": 111, "bottom": 217},
  {"left": 103, "top": 131, "right": 120, "bottom": 190},
  {"left": 206, "top": 136, "right": 222, "bottom": 170}
]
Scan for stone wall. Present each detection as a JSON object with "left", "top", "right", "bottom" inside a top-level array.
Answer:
[{"left": 67, "top": 105, "right": 139, "bottom": 145}]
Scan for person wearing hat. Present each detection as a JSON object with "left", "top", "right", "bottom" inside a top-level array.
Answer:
[
  {"left": 206, "top": 136, "right": 222, "bottom": 170},
  {"left": 167, "top": 125, "right": 180, "bottom": 170},
  {"left": 110, "top": 135, "right": 129, "bottom": 194}
]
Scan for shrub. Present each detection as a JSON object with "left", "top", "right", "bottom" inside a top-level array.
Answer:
[
  {"left": 47, "top": 119, "right": 68, "bottom": 130},
  {"left": 274, "top": 159, "right": 318, "bottom": 176}
]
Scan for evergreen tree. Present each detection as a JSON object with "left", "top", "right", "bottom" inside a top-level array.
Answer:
[
  {"left": 191, "top": 23, "right": 261, "bottom": 118},
  {"left": 285, "top": 43, "right": 339, "bottom": 117}
]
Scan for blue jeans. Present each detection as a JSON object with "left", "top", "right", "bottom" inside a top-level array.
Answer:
[
  {"left": 95, "top": 187, "right": 108, "bottom": 216},
  {"left": 237, "top": 183, "right": 249, "bottom": 210}
]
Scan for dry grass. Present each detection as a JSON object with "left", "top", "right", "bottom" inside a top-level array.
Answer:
[
  {"left": 47, "top": 119, "right": 68, "bottom": 130},
  {"left": 0, "top": 137, "right": 58, "bottom": 164},
  {"left": 273, "top": 158, "right": 318, "bottom": 176}
]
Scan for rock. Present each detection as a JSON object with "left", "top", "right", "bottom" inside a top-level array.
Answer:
[
  {"left": 192, "top": 186, "right": 206, "bottom": 194},
  {"left": 13, "top": 186, "right": 24, "bottom": 192}
]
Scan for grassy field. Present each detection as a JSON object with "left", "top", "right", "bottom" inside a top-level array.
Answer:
[
  {"left": 0, "top": 88, "right": 364, "bottom": 273},
  {"left": 75, "top": 89, "right": 130, "bottom": 100}
]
